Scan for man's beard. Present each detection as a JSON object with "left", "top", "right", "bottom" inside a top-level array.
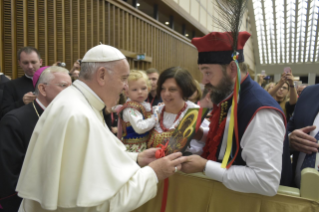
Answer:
[{"left": 206, "top": 74, "right": 234, "bottom": 105}]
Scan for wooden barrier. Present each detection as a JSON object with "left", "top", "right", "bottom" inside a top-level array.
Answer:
[{"left": 133, "top": 171, "right": 319, "bottom": 212}]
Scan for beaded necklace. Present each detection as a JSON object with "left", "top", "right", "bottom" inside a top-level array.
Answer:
[{"left": 159, "top": 102, "right": 187, "bottom": 132}]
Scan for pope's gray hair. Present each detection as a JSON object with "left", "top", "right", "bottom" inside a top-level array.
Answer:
[
  {"left": 34, "top": 66, "right": 69, "bottom": 95},
  {"left": 79, "top": 62, "right": 116, "bottom": 80}
]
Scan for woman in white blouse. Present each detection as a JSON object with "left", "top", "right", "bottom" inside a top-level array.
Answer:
[{"left": 147, "top": 67, "right": 209, "bottom": 155}]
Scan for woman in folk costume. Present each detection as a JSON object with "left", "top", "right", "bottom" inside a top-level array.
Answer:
[
  {"left": 118, "top": 70, "right": 158, "bottom": 152},
  {"left": 148, "top": 66, "right": 210, "bottom": 155}
]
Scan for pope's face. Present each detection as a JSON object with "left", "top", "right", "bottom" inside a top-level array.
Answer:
[
  {"left": 199, "top": 64, "right": 234, "bottom": 104},
  {"left": 106, "top": 60, "right": 130, "bottom": 107}
]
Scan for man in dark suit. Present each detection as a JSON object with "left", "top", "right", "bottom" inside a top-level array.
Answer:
[
  {"left": 0, "top": 46, "right": 42, "bottom": 119},
  {"left": 0, "top": 66, "right": 72, "bottom": 212},
  {"left": 0, "top": 72, "right": 10, "bottom": 103},
  {"left": 286, "top": 84, "right": 319, "bottom": 188},
  {"left": 145, "top": 68, "right": 162, "bottom": 106}
]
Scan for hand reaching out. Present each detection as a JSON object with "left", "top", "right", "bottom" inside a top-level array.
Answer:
[{"left": 289, "top": 126, "right": 319, "bottom": 154}]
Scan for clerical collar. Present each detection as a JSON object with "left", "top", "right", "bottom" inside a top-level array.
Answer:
[
  {"left": 36, "top": 98, "right": 46, "bottom": 110},
  {"left": 25, "top": 74, "right": 33, "bottom": 80},
  {"left": 75, "top": 80, "right": 104, "bottom": 104}
]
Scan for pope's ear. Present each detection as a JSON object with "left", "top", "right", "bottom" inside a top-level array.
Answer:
[{"left": 96, "top": 67, "right": 107, "bottom": 86}]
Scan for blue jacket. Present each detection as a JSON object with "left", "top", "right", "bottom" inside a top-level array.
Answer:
[{"left": 286, "top": 84, "right": 319, "bottom": 187}]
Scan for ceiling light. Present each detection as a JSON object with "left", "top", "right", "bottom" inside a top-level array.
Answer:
[
  {"left": 165, "top": 22, "right": 169, "bottom": 25},
  {"left": 185, "top": 34, "right": 189, "bottom": 37},
  {"left": 137, "top": 3, "right": 140, "bottom": 6}
]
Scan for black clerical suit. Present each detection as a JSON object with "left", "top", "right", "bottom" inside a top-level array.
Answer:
[
  {"left": 0, "top": 100, "right": 43, "bottom": 212},
  {"left": 0, "top": 75, "right": 34, "bottom": 119},
  {"left": 0, "top": 74, "right": 10, "bottom": 105},
  {"left": 146, "top": 93, "right": 162, "bottom": 106},
  {"left": 0, "top": 75, "right": 10, "bottom": 88}
]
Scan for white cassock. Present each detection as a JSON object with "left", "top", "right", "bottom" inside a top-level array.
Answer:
[{"left": 16, "top": 80, "right": 158, "bottom": 212}]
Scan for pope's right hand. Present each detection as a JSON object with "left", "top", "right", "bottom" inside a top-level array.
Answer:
[
  {"left": 23, "top": 92, "right": 36, "bottom": 105},
  {"left": 289, "top": 126, "right": 319, "bottom": 154},
  {"left": 148, "top": 152, "right": 187, "bottom": 181}
]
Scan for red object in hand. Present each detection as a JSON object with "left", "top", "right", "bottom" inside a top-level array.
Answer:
[{"left": 155, "top": 142, "right": 168, "bottom": 158}]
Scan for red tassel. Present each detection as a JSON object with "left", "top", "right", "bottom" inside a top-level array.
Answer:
[
  {"left": 195, "top": 108, "right": 203, "bottom": 133},
  {"left": 154, "top": 142, "right": 169, "bottom": 212},
  {"left": 160, "top": 178, "right": 169, "bottom": 212},
  {"left": 155, "top": 142, "right": 168, "bottom": 159}
]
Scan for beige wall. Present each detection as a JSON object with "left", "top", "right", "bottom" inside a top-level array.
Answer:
[{"left": 172, "top": 0, "right": 256, "bottom": 76}]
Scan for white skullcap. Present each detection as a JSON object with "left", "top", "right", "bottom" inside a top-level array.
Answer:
[{"left": 81, "top": 44, "right": 126, "bottom": 62}]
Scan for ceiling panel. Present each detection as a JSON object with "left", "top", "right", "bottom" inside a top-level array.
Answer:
[{"left": 251, "top": 0, "right": 319, "bottom": 66}]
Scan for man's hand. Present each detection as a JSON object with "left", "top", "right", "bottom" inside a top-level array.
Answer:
[
  {"left": 111, "top": 127, "right": 118, "bottom": 134},
  {"left": 70, "top": 59, "right": 81, "bottom": 73},
  {"left": 181, "top": 155, "right": 207, "bottom": 173},
  {"left": 289, "top": 126, "right": 319, "bottom": 154},
  {"left": 286, "top": 73, "right": 294, "bottom": 85},
  {"left": 279, "top": 73, "right": 287, "bottom": 84},
  {"left": 148, "top": 152, "right": 187, "bottom": 181},
  {"left": 137, "top": 148, "right": 159, "bottom": 167},
  {"left": 23, "top": 92, "right": 36, "bottom": 105}
]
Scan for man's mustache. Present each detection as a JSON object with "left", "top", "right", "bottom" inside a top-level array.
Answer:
[{"left": 204, "top": 83, "right": 216, "bottom": 91}]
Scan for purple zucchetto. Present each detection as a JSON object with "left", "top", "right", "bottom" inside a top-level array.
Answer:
[{"left": 33, "top": 66, "right": 50, "bottom": 88}]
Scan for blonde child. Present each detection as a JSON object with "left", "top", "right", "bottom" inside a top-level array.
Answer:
[{"left": 118, "top": 70, "right": 157, "bottom": 152}]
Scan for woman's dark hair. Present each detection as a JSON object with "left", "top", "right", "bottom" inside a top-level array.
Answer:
[{"left": 157, "top": 67, "right": 197, "bottom": 100}]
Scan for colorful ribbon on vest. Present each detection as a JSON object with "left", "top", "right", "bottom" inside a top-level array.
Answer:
[{"left": 221, "top": 52, "right": 241, "bottom": 169}]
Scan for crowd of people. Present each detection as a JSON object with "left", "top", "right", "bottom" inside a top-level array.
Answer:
[{"left": 0, "top": 30, "right": 318, "bottom": 212}]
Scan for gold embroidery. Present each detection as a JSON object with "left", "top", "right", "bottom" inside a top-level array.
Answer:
[
  {"left": 219, "top": 100, "right": 231, "bottom": 124},
  {"left": 123, "top": 134, "right": 150, "bottom": 144},
  {"left": 148, "top": 129, "right": 175, "bottom": 148}
]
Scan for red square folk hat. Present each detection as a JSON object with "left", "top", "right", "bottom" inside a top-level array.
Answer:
[{"left": 191, "top": 31, "right": 251, "bottom": 64}]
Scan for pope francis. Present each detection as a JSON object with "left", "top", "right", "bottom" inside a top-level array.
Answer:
[{"left": 16, "top": 44, "right": 187, "bottom": 212}]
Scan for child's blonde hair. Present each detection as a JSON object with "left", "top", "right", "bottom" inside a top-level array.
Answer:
[{"left": 128, "top": 70, "right": 151, "bottom": 90}]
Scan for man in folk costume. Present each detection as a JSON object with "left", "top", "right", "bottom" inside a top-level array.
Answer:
[
  {"left": 181, "top": 0, "right": 292, "bottom": 196},
  {"left": 15, "top": 44, "right": 187, "bottom": 212}
]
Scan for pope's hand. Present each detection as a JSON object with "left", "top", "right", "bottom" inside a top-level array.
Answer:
[
  {"left": 181, "top": 155, "right": 207, "bottom": 173},
  {"left": 137, "top": 148, "right": 159, "bottom": 167},
  {"left": 148, "top": 152, "right": 187, "bottom": 181},
  {"left": 289, "top": 126, "right": 319, "bottom": 154}
]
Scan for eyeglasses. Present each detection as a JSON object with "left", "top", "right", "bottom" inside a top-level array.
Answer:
[{"left": 43, "top": 82, "right": 70, "bottom": 88}]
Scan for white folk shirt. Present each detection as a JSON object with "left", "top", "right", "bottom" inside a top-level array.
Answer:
[
  {"left": 122, "top": 101, "right": 156, "bottom": 134},
  {"left": 204, "top": 109, "right": 285, "bottom": 196},
  {"left": 16, "top": 80, "right": 158, "bottom": 212}
]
